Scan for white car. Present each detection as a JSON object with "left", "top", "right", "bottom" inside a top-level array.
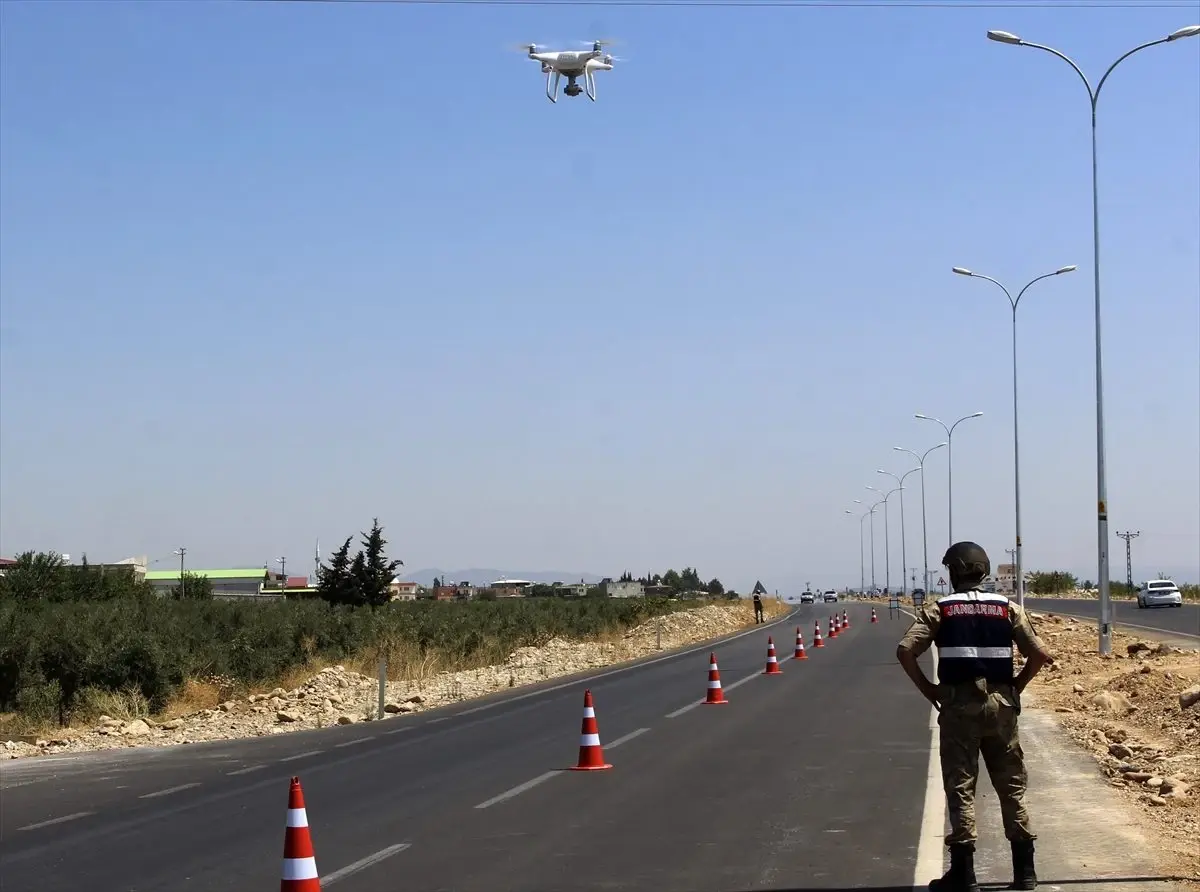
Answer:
[
  {"left": 1137, "top": 579, "right": 1183, "bottom": 609},
  {"left": 823, "top": 590, "right": 839, "bottom": 603},
  {"left": 800, "top": 591, "right": 815, "bottom": 604}
]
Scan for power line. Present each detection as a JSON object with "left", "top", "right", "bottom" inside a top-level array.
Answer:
[
  {"left": 1115, "top": 530, "right": 1140, "bottom": 592},
  {"left": 241, "top": 0, "right": 1197, "bottom": 8}
]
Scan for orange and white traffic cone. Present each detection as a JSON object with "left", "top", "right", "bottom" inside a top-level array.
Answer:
[
  {"left": 813, "top": 620, "right": 824, "bottom": 648},
  {"left": 793, "top": 627, "right": 808, "bottom": 661},
  {"left": 570, "top": 689, "right": 613, "bottom": 770},
  {"left": 828, "top": 616, "right": 838, "bottom": 639},
  {"left": 871, "top": 608, "right": 878, "bottom": 623},
  {"left": 763, "top": 636, "right": 783, "bottom": 674},
  {"left": 281, "top": 776, "right": 320, "bottom": 892},
  {"left": 703, "top": 653, "right": 728, "bottom": 704},
  {"left": 842, "top": 609, "right": 849, "bottom": 629}
]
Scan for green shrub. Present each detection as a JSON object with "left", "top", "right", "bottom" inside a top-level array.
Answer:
[{"left": 0, "top": 595, "right": 698, "bottom": 726}]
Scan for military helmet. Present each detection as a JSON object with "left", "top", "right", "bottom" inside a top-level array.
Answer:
[{"left": 942, "top": 541, "right": 990, "bottom": 578}]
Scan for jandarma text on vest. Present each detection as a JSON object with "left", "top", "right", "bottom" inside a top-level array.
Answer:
[{"left": 940, "top": 602, "right": 1009, "bottom": 618}]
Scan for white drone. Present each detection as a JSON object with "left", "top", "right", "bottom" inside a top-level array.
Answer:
[{"left": 519, "top": 40, "right": 618, "bottom": 103}]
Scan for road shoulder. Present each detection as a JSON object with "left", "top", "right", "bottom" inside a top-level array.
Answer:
[{"left": 967, "top": 706, "right": 1193, "bottom": 891}]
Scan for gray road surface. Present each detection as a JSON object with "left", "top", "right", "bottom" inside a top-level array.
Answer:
[{"left": 0, "top": 604, "right": 933, "bottom": 892}]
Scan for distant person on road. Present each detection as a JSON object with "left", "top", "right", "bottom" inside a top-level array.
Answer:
[
  {"left": 752, "top": 594, "right": 764, "bottom": 624},
  {"left": 895, "top": 541, "right": 1053, "bottom": 892}
]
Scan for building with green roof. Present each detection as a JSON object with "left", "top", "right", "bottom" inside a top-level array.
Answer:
[{"left": 145, "top": 568, "right": 273, "bottom": 600}]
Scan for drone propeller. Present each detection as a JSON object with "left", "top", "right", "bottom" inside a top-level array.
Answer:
[{"left": 577, "top": 38, "right": 620, "bottom": 51}]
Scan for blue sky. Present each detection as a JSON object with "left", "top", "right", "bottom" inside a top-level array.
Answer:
[{"left": 1, "top": 0, "right": 1197, "bottom": 592}]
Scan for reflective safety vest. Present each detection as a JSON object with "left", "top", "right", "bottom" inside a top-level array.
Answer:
[{"left": 933, "top": 590, "right": 1015, "bottom": 685}]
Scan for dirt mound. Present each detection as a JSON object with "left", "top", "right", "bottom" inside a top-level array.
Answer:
[{"left": 1025, "top": 612, "right": 1200, "bottom": 885}]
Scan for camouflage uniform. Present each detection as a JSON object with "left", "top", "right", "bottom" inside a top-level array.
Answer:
[{"left": 898, "top": 598, "right": 1045, "bottom": 846}]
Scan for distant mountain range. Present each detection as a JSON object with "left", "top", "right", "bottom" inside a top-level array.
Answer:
[{"left": 401, "top": 568, "right": 606, "bottom": 587}]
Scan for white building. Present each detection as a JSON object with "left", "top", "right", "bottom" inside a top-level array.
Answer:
[{"left": 601, "top": 578, "right": 644, "bottom": 598}]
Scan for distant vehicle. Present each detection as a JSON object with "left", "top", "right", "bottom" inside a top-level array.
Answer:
[
  {"left": 1137, "top": 579, "right": 1183, "bottom": 609},
  {"left": 800, "top": 591, "right": 815, "bottom": 604},
  {"left": 823, "top": 590, "right": 839, "bottom": 603}
]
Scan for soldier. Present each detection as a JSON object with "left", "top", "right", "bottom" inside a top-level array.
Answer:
[
  {"left": 896, "top": 541, "right": 1053, "bottom": 892},
  {"left": 752, "top": 593, "right": 764, "bottom": 624}
]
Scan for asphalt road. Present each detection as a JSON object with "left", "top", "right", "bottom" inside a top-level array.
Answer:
[
  {"left": 1024, "top": 597, "right": 1199, "bottom": 639},
  {"left": 0, "top": 603, "right": 934, "bottom": 892}
]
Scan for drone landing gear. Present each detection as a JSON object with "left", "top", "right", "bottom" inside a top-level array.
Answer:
[{"left": 545, "top": 70, "right": 598, "bottom": 103}]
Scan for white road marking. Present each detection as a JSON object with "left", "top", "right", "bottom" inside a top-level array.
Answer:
[
  {"left": 912, "top": 649, "right": 945, "bottom": 891},
  {"left": 322, "top": 843, "right": 411, "bottom": 886},
  {"left": 227, "top": 764, "right": 266, "bottom": 776},
  {"left": 603, "top": 727, "right": 650, "bottom": 750},
  {"left": 455, "top": 609, "right": 798, "bottom": 719},
  {"left": 139, "top": 782, "right": 200, "bottom": 799},
  {"left": 474, "top": 726, "right": 651, "bottom": 810},
  {"left": 666, "top": 653, "right": 795, "bottom": 719},
  {"left": 334, "top": 736, "right": 373, "bottom": 749},
  {"left": 279, "top": 750, "right": 322, "bottom": 763},
  {"left": 428, "top": 717, "right": 449, "bottom": 724},
  {"left": 19, "top": 811, "right": 94, "bottom": 831},
  {"left": 474, "top": 771, "right": 559, "bottom": 810}
]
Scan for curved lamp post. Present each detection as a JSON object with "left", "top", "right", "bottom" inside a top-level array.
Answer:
[
  {"left": 866, "top": 485, "right": 903, "bottom": 596},
  {"left": 951, "top": 265, "right": 1076, "bottom": 609},
  {"left": 985, "top": 23, "right": 1200, "bottom": 654},
  {"left": 877, "top": 468, "right": 921, "bottom": 600},
  {"left": 915, "top": 411, "right": 984, "bottom": 547},
  {"left": 893, "top": 442, "right": 947, "bottom": 602}
]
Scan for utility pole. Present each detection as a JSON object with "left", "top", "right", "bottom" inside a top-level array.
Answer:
[
  {"left": 1116, "top": 531, "right": 1140, "bottom": 592},
  {"left": 277, "top": 556, "right": 287, "bottom": 598},
  {"left": 1005, "top": 548, "right": 1016, "bottom": 597},
  {"left": 174, "top": 547, "right": 186, "bottom": 599}
]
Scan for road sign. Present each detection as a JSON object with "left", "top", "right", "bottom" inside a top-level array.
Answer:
[{"left": 937, "top": 577, "right": 947, "bottom": 586}]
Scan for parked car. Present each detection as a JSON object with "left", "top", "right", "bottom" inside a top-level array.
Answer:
[
  {"left": 800, "top": 591, "right": 815, "bottom": 604},
  {"left": 1137, "top": 579, "right": 1183, "bottom": 609},
  {"left": 823, "top": 590, "right": 839, "bottom": 603}
]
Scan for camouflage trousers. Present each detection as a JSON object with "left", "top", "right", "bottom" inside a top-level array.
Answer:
[{"left": 938, "top": 680, "right": 1036, "bottom": 846}]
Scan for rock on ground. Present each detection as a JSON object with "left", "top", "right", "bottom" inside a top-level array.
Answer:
[
  {"left": 1023, "top": 612, "right": 1200, "bottom": 885},
  {"left": 3, "top": 600, "right": 778, "bottom": 761}
]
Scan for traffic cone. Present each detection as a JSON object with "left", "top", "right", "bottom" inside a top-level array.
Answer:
[
  {"left": 793, "top": 627, "right": 808, "bottom": 660},
  {"left": 281, "top": 777, "right": 320, "bottom": 892},
  {"left": 703, "top": 653, "right": 728, "bottom": 704},
  {"left": 871, "top": 608, "right": 878, "bottom": 623},
  {"left": 842, "top": 609, "right": 850, "bottom": 629},
  {"left": 813, "top": 620, "right": 824, "bottom": 648},
  {"left": 570, "top": 689, "right": 613, "bottom": 770},
  {"left": 828, "top": 616, "right": 838, "bottom": 639},
  {"left": 763, "top": 636, "right": 783, "bottom": 674}
]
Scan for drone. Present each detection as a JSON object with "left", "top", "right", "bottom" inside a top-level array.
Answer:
[{"left": 519, "top": 40, "right": 617, "bottom": 103}]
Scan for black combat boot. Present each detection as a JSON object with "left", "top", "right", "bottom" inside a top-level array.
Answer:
[
  {"left": 929, "top": 842, "right": 980, "bottom": 892},
  {"left": 1009, "top": 839, "right": 1037, "bottom": 890}
]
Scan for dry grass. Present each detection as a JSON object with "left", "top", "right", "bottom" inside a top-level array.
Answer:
[{"left": 5, "top": 599, "right": 775, "bottom": 743}]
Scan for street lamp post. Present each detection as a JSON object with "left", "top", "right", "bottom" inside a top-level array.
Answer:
[
  {"left": 877, "top": 468, "right": 921, "bottom": 600},
  {"left": 846, "top": 507, "right": 866, "bottom": 594},
  {"left": 868, "top": 502, "right": 879, "bottom": 592},
  {"left": 892, "top": 443, "right": 947, "bottom": 605},
  {"left": 985, "top": 24, "right": 1200, "bottom": 654},
  {"left": 915, "top": 411, "right": 984, "bottom": 546},
  {"left": 951, "top": 265, "right": 1077, "bottom": 610},
  {"left": 867, "top": 485, "right": 903, "bottom": 595}
]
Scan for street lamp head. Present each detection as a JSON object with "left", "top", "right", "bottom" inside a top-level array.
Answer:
[
  {"left": 987, "top": 30, "right": 1023, "bottom": 45},
  {"left": 1055, "top": 265, "right": 1078, "bottom": 275},
  {"left": 915, "top": 413, "right": 931, "bottom": 420},
  {"left": 845, "top": 509, "right": 854, "bottom": 515},
  {"left": 876, "top": 469, "right": 890, "bottom": 476},
  {"left": 952, "top": 266, "right": 973, "bottom": 276},
  {"left": 969, "top": 412, "right": 984, "bottom": 419},
  {"left": 1168, "top": 25, "right": 1200, "bottom": 40},
  {"left": 854, "top": 498, "right": 864, "bottom": 503}
]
